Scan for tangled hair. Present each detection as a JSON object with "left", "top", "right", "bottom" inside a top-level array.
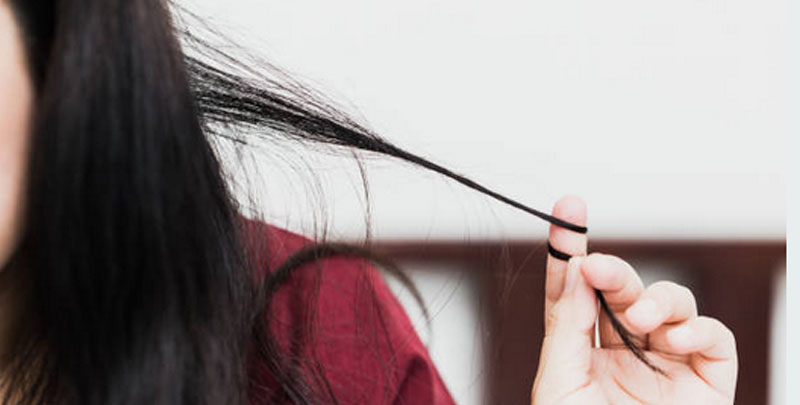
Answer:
[{"left": 3, "top": 1, "right": 654, "bottom": 404}]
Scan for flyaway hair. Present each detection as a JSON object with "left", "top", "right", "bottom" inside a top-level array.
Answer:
[{"left": 179, "top": 8, "right": 658, "bottom": 374}]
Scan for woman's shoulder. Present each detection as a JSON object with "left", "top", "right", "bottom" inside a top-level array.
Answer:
[{"left": 242, "top": 218, "right": 455, "bottom": 404}]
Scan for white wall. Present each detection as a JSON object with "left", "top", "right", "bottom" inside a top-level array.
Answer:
[
  {"left": 180, "top": 2, "right": 787, "bottom": 402},
  {"left": 184, "top": 0, "right": 784, "bottom": 241}
]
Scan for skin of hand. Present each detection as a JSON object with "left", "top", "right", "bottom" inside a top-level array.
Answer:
[{"left": 531, "top": 196, "right": 738, "bottom": 405}]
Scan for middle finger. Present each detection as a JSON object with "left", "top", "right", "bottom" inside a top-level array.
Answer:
[
  {"left": 580, "top": 253, "right": 645, "bottom": 347},
  {"left": 624, "top": 280, "right": 698, "bottom": 335}
]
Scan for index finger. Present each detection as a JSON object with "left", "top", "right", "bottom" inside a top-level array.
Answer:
[{"left": 544, "top": 196, "right": 588, "bottom": 334}]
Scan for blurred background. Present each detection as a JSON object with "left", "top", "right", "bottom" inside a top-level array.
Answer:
[{"left": 183, "top": 0, "right": 786, "bottom": 403}]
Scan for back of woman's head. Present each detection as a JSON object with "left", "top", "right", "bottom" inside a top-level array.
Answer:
[
  {"left": 5, "top": 1, "right": 428, "bottom": 403},
  {"left": 6, "top": 1, "right": 252, "bottom": 403}
]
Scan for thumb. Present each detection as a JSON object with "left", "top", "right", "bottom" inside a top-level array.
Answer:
[
  {"left": 533, "top": 256, "right": 598, "bottom": 400},
  {"left": 550, "top": 256, "right": 597, "bottom": 344}
]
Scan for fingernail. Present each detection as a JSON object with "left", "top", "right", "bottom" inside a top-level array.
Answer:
[
  {"left": 667, "top": 324, "right": 694, "bottom": 348},
  {"left": 625, "top": 299, "right": 662, "bottom": 329},
  {"left": 563, "top": 257, "right": 583, "bottom": 294}
]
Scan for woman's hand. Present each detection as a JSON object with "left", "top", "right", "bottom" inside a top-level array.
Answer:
[{"left": 531, "top": 196, "right": 738, "bottom": 405}]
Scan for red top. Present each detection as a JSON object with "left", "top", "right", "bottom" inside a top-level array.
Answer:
[{"left": 245, "top": 220, "right": 456, "bottom": 404}]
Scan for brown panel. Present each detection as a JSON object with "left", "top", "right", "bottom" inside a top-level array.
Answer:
[{"left": 374, "top": 240, "right": 785, "bottom": 405}]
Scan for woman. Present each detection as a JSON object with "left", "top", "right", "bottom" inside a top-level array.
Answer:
[{"left": 0, "top": 0, "right": 737, "bottom": 404}]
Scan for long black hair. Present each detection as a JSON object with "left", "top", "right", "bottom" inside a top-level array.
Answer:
[{"left": 4, "top": 1, "right": 649, "bottom": 404}]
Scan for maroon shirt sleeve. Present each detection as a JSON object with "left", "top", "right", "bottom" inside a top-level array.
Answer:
[{"left": 246, "top": 220, "right": 456, "bottom": 405}]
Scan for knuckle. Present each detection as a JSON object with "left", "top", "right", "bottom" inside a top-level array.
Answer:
[
  {"left": 586, "top": 252, "right": 608, "bottom": 267},
  {"left": 650, "top": 280, "right": 691, "bottom": 298},
  {"left": 648, "top": 280, "right": 679, "bottom": 298},
  {"left": 713, "top": 318, "right": 736, "bottom": 346},
  {"left": 680, "top": 285, "right": 697, "bottom": 307},
  {"left": 606, "top": 253, "right": 629, "bottom": 267},
  {"left": 648, "top": 281, "right": 697, "bottom": 312},
  {"left": 670, "top": 283, "right": 695, "bottom": 305},
  {"left": 674, "top": 283, "right": 693, "bottom": 297},
  {"left": 676, "top": 286, "right": 697, "bottom": 314},
  {"left": 625, "top": 266, "right": 645, "bottom": 289},
  {"left": 620, "top": 273, "right": 644, "bottom": 297},
  {"left": 650, "top": 280, "right": 678, "bottom": 291},
  {"left": 700, "top": 316, "right": 737, "bottom": 346},
  {"left": 583, "top": 252, "right": 608, "bottom": 271}
]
